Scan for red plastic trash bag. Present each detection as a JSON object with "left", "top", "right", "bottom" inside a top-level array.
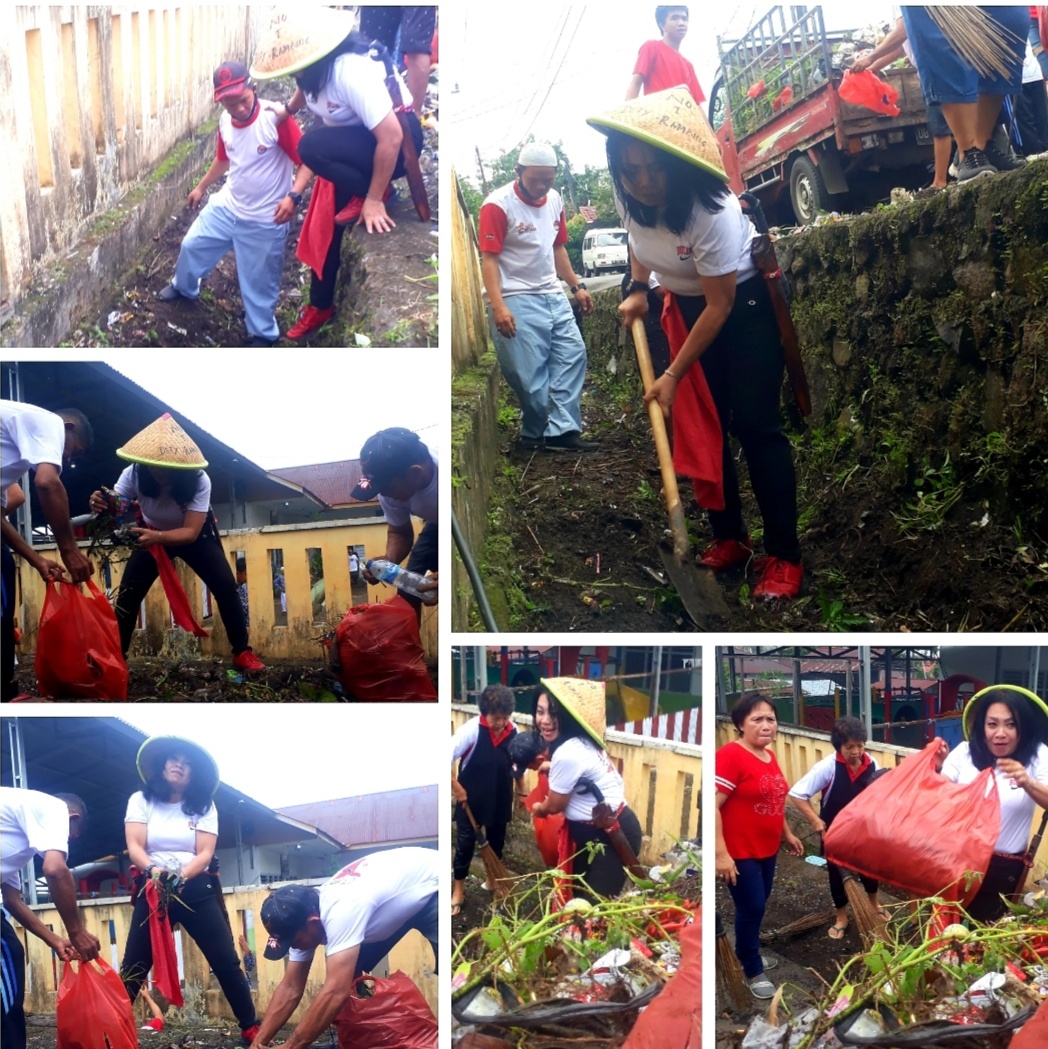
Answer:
[
  {"left": 56, "top": 957, "right": 139, "bottom": 1049},
  {"left": 839, "top": 68, "right": 901, "bottom": 116},
  {"left": 524, "top": 774, "right": 564, "bottom": 869},
  {"left": 36, "top": 580, "right": 128, "bottom": 699},
  {"left": 771, "top": 85, "right": 793, "bottom": 110},
  {"left": 746, "top": 79, "right": 766, "bottom": 99},
  {"left": 1011, "top": 997, "right": 1048, "bottom": 1049},
  {"left": 335, "top": 972, "right": 437, "bottom": 1049},
  {"left": 824, "top": 739, "right": 999, "bottom": 906},
  {"left": 622, "top": 909, "right": 701, "bottom": 1049},
  {"left": 331, "top": 595, "right": 436, "bottom": 701}
]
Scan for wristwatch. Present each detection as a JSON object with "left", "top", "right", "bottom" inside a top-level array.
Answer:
[
  {"left": 627, "top": 279, "right": 649, "bottom": 295},
  {"left": 570, "top": 282, "right": 587, "bottom": 295},
  {"left": 283, "top": 96, "right": 299, "bottom": 115},
  {"left": 287, "top": 191, "right": 303, "bottom": 207}
]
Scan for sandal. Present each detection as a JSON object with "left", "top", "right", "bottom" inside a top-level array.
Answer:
[
  {"left": 875, "top": 908, "right": 891, "bottom": 922},
  {"left": 828, "top": 923, "right": 848, "bottom": 940},
  {"left": 451, "top": 900, "right": 464, "bottom": 918}
]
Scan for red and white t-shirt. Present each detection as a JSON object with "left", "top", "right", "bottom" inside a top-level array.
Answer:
[
  {"left": 716, "top": 741, "right": 789, "bottom": 860},
  {"left": 304, "top": 52, "right": 409, "bottom": 130},
  {"left": 633, "top": 40, "right": 705, "bottom": 102},
  {"left": 478, "top": 181, "right": 567, "bottom": 296},
  {"left": 212, "top": 100, "right": 302, "bottom": 224}
]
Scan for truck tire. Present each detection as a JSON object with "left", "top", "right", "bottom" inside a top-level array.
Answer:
[{"left": 789, "top": 156, "right": 830, "bottom": 225}]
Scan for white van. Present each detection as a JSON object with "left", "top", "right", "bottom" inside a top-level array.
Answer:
[{"left": 581, "top": 228, "right": 628, "bottom": 277}]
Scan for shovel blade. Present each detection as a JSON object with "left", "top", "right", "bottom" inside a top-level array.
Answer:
[{"left": 657, "top": 541, "right": 730, "bottom": 625}]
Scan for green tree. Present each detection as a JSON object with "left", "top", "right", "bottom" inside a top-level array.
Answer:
[{"left": 565, "top": 213, "right": 589, "bottom": 271}]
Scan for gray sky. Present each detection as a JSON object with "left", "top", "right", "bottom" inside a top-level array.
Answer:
[
  {"left": 106, "top": 352, "right": 445, "bottom": 470},
  {"left": 115, "top": 707, "right": 441, "bottom": 808},
  {"left": 447, "top": 3, "right": 894, "bottom": 174}
]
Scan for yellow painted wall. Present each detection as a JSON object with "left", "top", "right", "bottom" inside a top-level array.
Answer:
[
  {"left": 16, "top": 521, "right": 436, "bottom": 663},
  {"left": 15, "top": 885, "right": 436, "bottom": 1022},
  {"left": 715, "top": 717, "right": 1048, "bottom": 880},
  {"left": 452, "top": 707, "right": 702, "bottom": 864},
  {"left": 451, "top": 168, "right": 489, "bottom": 372}
]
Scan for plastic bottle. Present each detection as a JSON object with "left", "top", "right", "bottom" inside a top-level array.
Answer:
[{"left": 365, "top": 558, "right": 438, "bottom": 605}]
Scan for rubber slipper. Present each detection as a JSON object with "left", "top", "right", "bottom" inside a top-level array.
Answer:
[
  {"left": 451, "top": 901, "right": 463, "bottom": 917},
  {"left": 875, "top": 908, "right": 891, "bottom": 922},
  {"left": 828, "top": 923, "right": 848, "bottom": 940}
]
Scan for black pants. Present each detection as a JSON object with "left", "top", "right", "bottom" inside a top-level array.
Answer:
[
  {"left": 298, "top": 115, "right": 424, "bottom": 310},
  {"left": 398, "top": 520, "right": 438, "bottom": 616},
  {"left": 453, "top": 803, "right": 508, "bottom": 881},
  {"left": 967, "top": 853, "right": 1026, "bottom": 923},
  {"left": 121, "top": 873, "right": 256, "bottom": 1029},
  {"left": 679, "top": 276, "right": 801, "bottom": 562},
  {"left": 568, "top": 805, "right": 643, "bottom": 900},
  {"left": 114, "top": 530, "right": 248, "bottom": 656},
  {"left": 1, "top": 911, "right": 26, "bottom": 1049},
  {"left": 826, "top": 859, "right": 879, "bottom": 910},
  {"left": 357, "top": 890, "right": 438, "bottom": 976},
  {"left": 2, "top": 544, "right": 16, "bottom": 701}
]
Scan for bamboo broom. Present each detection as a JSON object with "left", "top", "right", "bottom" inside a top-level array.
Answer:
[
  {"left": 461, "top": 801, "right": 513, "bottom": 899},
  {"left": 925, "top": 7, "right": 1026, "bottom": 80},
  {"left": 716, "top": 912, "right": 750, "bottom": 1012},
  {"left": 761, "top": 909, "right": 836, "bottom": 942},
  {"left": 843, "top": 876, "right": 888, "bottom": 946}
]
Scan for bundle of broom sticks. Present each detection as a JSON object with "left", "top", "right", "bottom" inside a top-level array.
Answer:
[
  {"left": 925, "top": 6, "right": 1026, "bottom": 80},
  {"left": 461, "top": 801, "right": 513, "bottom": 899}
]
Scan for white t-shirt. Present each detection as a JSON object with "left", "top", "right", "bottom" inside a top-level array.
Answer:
[
  {"left": 620, "top": 191, "right": 758, "bottom": 297},
  {"left": 548, "top": 737, "right": 626, "bottom": 822},
  {"left": 212, "top": 100, "right": 298, "bottom": 224},
  {"left": 941, "top": 742, "right": 1048, "bottom": 855},
  {"left": 288, "top": 847, "right": 439, "bottom": 962},
  {"left": 0, "top": 787, "right": 70, "bottom": 891},
  {"left": 305, "top": 52, "right": 409, "bottom": 130},
  {"left": 0, "top": 401, "right": 66, "bottom": 508},
  {"left": 788, "top": 752, "right": 880, "bottom": 801},
  {"left": 377, "top": 443, "right": 438, "bottom": 526},
  {"left": 479, "top": 181, "right": 566, "bottom": 296},
  {"left": 124, "top": 791, "right": 218, "bottom": 870},
  {"left": 113, "top": 465, "right": 211, "bottom": 531}
]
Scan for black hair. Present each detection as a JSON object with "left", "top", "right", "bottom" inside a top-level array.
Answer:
[
  {"left": 605, "top": 129, "right": 729, "bottom": 234},
  {"left": 533, "top": 688, "right": 603, "bottom": 753},
  {"left": 656, "top": 5, "right": 688, "bottom": 29},
  {"left": 967, "top": 689, "right": 1045, "bottom": 771},
  {"left": 57, "top": 409, "right": 93, "bottom": 449},
  {"left": 55, "top": 792, "right": 88, "bottom": 829},
  {"left": 831, "top": 716, "right": 867, "bottom": 751},
  {"left": 479, "top": 684, "right": 515, "bottom": 717},
  {"left": 295, "top": 31, "right": 374, "bottom": 99},
  {"left": 141, "top": 748, "right": 213, "bottom": 817},
  {"left": 730, "top": 691, "right": 776, "bottom": 731},
  {"left": 133, "top": 463, "right": 205, "bottom": 509}
]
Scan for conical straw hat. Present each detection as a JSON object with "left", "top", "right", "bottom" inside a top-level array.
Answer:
[
  {"left": 250, "top": 7, "right": 358, "bottom": 80},
  {"left": 587, "top": 86, "right": 728, "bottom": 182},
  {"left": 962, "top": 684, "right": 1048, "bottom": 740},
  {"left": 541, "top": 677, "right": 607, "bottom": 749},
  {"left": 117, "top": 414, "right": 208, "bottom": 469},
  {"left": 137, "top": 735, "right": 220, "bottom": 798}
]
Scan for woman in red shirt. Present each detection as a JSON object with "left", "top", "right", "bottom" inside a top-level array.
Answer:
[{"left": 715, "top": 693, "right": 803, "bottom": 999}]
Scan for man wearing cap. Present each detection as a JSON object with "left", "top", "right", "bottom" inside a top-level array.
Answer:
[
  {"left": 158, "top": 61, "right": 313, "bottom": 347},
  {"left": 1, "top": 401, "right": 94, "bottom": 701},
  {"left": 479, "top": 143, "right": 597, "bottom": 454},
  {"left": 251, "top": 847, "right": 439, "bottom": 1049},
  {"left": 1, "top": 788, "right": 100, "bottom": 1049},
  {"left": 353, "top": 427, "right": 438, "bottom": 612}
]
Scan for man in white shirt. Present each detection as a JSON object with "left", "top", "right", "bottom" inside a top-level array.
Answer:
[
  {"left": 351, "top": 427, "right": 438, "bottom": 610},
  {"left": 158, "top": 61, "right": 313, "bottom": 346},
  {"left": 250, "top": 847, "right": 438, "bottom": 1049},
  {"left": 479, "top": 142, "right": 596, "bottom": 453},
  {"left": 1, "top": 788, "right": 101, "bottom": 1049},
  {"left": 1, "top": 401, "right": 94, "bottom": 701}
]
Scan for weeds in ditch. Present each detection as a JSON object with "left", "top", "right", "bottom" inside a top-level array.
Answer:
[
  {"left": 892, "top": 454, "right": 964, "bottom": 539},
  {"left": 817, "top": 590, "right": 869, "bottom": 631}
]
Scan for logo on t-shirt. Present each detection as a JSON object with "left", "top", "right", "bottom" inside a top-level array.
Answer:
[
  {"left": 332, "top": 858, "right": 367, "bottom": 881},
  {"left": 257, "top": 145, "right": 268, "bottom": 154},
  {"left": 676, "top": 245, "right": 693, "bottom": 261},
  {"left": 754, "top": 773, "right": 787, "bottom": 816},
  {"left": 515, "top": 222, "right": 537, "bottom": 235},
  {"left": 326, "top": 102, "right": 340, "bottom": 113}
]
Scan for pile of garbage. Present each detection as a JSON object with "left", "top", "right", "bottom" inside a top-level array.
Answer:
[{"left": 740, "top": 887, "right": 1048, "bottom": 1048}]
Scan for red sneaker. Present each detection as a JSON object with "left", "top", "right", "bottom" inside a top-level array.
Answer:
[
  {"left": 287, "top": 305, "right": 334, "bottom": 340},
  {"left": 699, "top": 537, "right": 752, "bottom": 571},
  {"left": 232, "top": 649, "right": 266, "bottom": 673},
  {"left": 752, "top": 557, "right": 804, "bottom": 600},
  {"left": 240, "top": 1024, "right": 261, "bottom": 1047},
  {"left": 141, "top": 1017, "right": 164, "bottom": 1032}
]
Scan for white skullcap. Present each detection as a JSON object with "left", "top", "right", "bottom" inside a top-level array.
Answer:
[{"left": 517, "top": 142, "right": 558, "bottom": 168}]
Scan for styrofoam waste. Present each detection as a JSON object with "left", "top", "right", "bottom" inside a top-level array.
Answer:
[
  {"left": 844, "top": 1008, "right": 888, "bottom": 1037},
  {"left": 965, "top": 971, "right": 1006, "bottom": 1006},
  {"left": 741, "top": 1017, "right": 788, "bottom": 1048},
  {"left": 464, "top": 985, "right": 506, "bottom": 1018}
]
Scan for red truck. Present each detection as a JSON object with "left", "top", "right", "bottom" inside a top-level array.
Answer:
[{"left": 708, "top": 6, "right": 933, "bottom": 225}]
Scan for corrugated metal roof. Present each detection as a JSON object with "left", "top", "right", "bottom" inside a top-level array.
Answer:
[
  {"left": 276, "top": 785, "right": 438, "bottom": 848},
  {"left": 268, "top": 460, "right": 376, "bottom": 509}
]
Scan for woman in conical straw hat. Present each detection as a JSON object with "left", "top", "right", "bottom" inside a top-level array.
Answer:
[
  {"left": 588, "top": 88, "right": 803, "bottom": 602},
  {"left": 529, "top": 677, "right": 642, "bottom": 899},
  {"left": 88, "top": 415, "right": 265, "bottom": 673},
  {"left": 250, "top": 8, "right": 425, "bottom": 341}
]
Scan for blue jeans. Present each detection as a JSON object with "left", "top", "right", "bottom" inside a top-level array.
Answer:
[
  {"left": 491, "top": 292, "right": 587, "bottom": 439},
  {"left": 1031, "top": 17, "right": 1048, "bottom": 81},
  {"left": 172, "top": 200, "right": 288, "bottom": 340},
  {"left": 727, "top": 854, "right": 778, "bottom": 979}
]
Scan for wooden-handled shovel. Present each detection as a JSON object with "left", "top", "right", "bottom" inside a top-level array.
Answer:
[{"left": 631, "top": 318, "right": 729, "bottom": 623}]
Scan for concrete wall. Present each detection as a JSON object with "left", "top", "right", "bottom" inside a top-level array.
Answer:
[
  {"left": 715, "top": 717, "right": 1048, "bottom": 881},
  {"left": 452, "top": 705, "right": 702, "bottom": 863},
  {"left": 16, "top": 518, "right": 437, "bottom": 662},
  {"left": 14, "top": 883, "right": 436, "bottom": 1022},
  {"left": 2, "top": 5, "right": 262, "bottom": 313}
]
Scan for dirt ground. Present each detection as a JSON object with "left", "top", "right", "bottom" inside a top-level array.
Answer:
[
  {"left": 486, "top": 341, "right": 1048, "bottom": 633},
  {"left": 24, "top": 1014, "right": 304, "bottom": 1049},
  {"left": 59, "top": 85, "right": 438, "bottom": 350}
]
